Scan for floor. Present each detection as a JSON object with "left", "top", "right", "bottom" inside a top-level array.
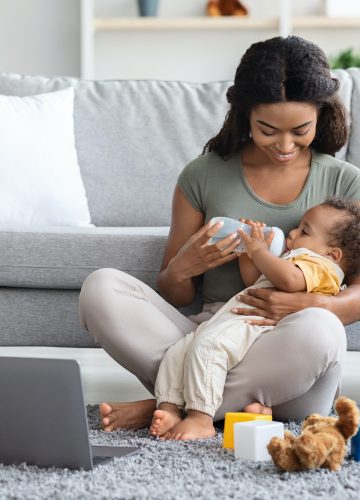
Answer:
[{"left": 0, "top": 346, "right": 359, "bottom": 404}]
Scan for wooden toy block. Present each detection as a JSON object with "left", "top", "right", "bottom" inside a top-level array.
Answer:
[
  {"left": 351, "top": 424, "right": 360, "bottom": 461},
  {"left": 234, "top": 420, "right": 284, "bottom": 461},
  {"left": 223, "top": 412, "right": 272, "bottom": 449}
]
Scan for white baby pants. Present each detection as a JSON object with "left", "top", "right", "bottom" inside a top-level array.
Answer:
[{"left": 154, "top": 291, "right": 272, "bottom": 417}]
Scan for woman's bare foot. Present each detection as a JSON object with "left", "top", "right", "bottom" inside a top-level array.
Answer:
[
  {"left": 244, "top": 402, "right": 272, "bottom": 415},
  {"left": 100, "top": 399, "right": 156, "bottom": 431},
  {"left": 162, "top": 410, "right": 215, "bottom": 441},
  {"left": 149, "top": 403, "right": 183, "bottom": 437}
]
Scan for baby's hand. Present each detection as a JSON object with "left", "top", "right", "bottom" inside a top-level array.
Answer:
[
  {"left": 238, "top": 221, "right": 274, "bottom": 259},
  {"left": 239, "top": 217, "right": 266, "bottom": 227}
]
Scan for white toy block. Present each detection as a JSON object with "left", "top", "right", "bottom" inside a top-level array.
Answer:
[{"left": 234, "top": 420, "right": 284, "bottom": 461}]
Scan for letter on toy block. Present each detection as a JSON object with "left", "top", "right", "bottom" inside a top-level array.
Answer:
[
  {"left": 351, "top": 424, "right": 360, "bottom": 461},
  {"left": 223, "top": 412, "right": 272, "bottom": 449},
  {"left": 234, "top": 421, "right": 284, "bottom": 461}
]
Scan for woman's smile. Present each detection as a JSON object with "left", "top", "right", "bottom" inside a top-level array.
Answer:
[{"left": 268, "top": 148, "right": 300, "bottom": 163}]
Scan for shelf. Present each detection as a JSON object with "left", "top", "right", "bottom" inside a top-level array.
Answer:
[
  {"left": 93, "top": 15, "right": 360, "bottom": 32},
  {"left": 93, "top": 17, "right": 278, "bottom": 32},
  {"left": 81, "top": 0, "right": 360, "bottom": 80}
]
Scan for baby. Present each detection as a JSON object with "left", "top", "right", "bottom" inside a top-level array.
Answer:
[{"left": 149, "top": 198, "right": 360, "bottom": 441}]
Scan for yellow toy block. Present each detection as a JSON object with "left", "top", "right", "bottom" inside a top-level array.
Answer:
[{"left": 223, "top": 412, "right": 272, "bottom": 449}]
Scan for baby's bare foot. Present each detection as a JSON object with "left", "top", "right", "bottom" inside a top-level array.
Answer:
[
  {"left": 163, "top": 410, "right": 215, "bottom": 441},
  {"left": 149, "top": 404, "right": 183, "bottom": 437},
  {"left": 244, "top": 402, "right": 272, "bottom": 415},
  {"left": 100, "top": 399, "right": 156, "bottom": 432}
]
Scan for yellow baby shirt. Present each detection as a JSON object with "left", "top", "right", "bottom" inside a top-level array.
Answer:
[{"left": 288, "top": 250, "right": 344, "bottom": 295}]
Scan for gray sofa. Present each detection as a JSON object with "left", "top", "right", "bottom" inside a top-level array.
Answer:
[{"left": 0, "top": 69, "right": 359, "bottom": 358}]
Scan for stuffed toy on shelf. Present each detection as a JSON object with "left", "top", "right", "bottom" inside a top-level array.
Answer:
[
  {"left": 267, "top": 396, "right": 360, "bottom": 472},
  {"left": 206, "top": 0, "right": 248, "bottom": 16}
]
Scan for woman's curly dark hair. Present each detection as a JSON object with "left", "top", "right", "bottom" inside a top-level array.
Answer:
[
  {"left": 322, "top": 198, "right": 360, "bottom": 278},
  {"left": 203, "top": 36, "right": 348, "bottom": 160}
]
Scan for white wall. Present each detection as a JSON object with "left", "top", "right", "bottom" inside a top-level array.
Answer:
[
  {"left": 0, "top": 0, "right": 80, "bottom": 76},
  {"left": 0, "top": 0, "right": 359, "bottom": 80}
]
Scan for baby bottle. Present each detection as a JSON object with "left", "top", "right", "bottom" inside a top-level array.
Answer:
[{"left": 209, "top": 217, "right": 285, "bottom": 256}]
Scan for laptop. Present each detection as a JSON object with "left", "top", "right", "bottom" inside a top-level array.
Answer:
[{"left": 0, "top": 357, "right": 139, "bottom": 470}]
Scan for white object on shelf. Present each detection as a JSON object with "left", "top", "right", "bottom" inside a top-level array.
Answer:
[
  {"left": 234, "top": 421, "right": 285, "bottom": 461},
  {"left": 325, "top": 0, "right": 360, "bottom": 17}
]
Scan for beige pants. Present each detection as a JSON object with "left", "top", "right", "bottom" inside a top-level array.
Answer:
[{"left": 79, "top": 268, "right": 347, "bottom": 421}]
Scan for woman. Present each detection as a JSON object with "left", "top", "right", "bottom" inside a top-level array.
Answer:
[{"left": 79, "top": 36, "right": 360, "bottom": 433}]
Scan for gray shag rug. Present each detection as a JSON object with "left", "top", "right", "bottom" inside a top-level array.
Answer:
[{"left": 0, "top": 405, "right": 359, "bottom": 500}]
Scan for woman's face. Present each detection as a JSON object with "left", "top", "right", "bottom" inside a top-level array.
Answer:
[{"left": 249, "top": 101, "right": 318, "bottom": 165}]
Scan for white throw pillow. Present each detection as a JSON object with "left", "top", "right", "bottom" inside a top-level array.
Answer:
[{"left": 0, "top": 87, "right": 93, "bottom": 227}]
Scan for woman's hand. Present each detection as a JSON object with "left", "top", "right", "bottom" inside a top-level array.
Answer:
[
  {"left": 169, "top": 220, "right": 242, "bottom": 281},
  {"left": 231, "top": 287, "right": 321, "bottom": 326}
]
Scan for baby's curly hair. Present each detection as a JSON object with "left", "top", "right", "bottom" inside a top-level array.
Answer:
[
  {"left": 322, "top": 198, "right": 360, "bottom": 278},
  {"left": 204, "top": 36, "right": 348, "bottom": 160}
]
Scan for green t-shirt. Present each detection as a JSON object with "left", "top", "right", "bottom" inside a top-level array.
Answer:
[{"left": 177, "top": 149, "right": 360, "bottom": 303}]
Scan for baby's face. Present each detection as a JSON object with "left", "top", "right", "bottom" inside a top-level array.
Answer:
[{"left": 286, "top": 205, "right": 339, "bottom": 255}]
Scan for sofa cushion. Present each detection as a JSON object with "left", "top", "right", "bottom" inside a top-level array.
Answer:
[
  {"left": 0, "top": 73, "right": 230, "bottom": 227},
  {"left": 0, "top": 70, "right": 357, "bottom": 227},
  {"left": 0, "top": 288, "right": 95, "bottom": 347},
  {"left": 345, "top": 322, "right": 360, "bottom": 352},
  {"left": 0, "top": 227, "right": 169, "bottom": 290},
  {"left": 331, "top": 69, "right": 353, "bottom": 162},
  {"left": 347, "top": 68, "right": 360, "bottom": 168},
  {"left": 0, "top": 87, "right": 93, "bottom": 228}
]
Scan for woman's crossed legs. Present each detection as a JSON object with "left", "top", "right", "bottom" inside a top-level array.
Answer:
[{"left": 79, "top": 269, "right": 346, "bottom": 434}]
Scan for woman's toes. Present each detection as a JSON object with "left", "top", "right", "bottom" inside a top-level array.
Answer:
[
  {"left": 102, "top": 413, "right": 114, "bottom": 426},
  {"left": 102, "top": 413, "right": 115, "bottom": 431},
  {"left": 99, "top": 402, "right": 112, "bottom": 417},
  {"left": 244, "top": 402, "right": 272, "bottom": 415}
]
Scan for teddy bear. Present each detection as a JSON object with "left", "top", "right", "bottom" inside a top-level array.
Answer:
[
  {"left": 267, "top": 396, "right": 360, "bottom": 472},
  {"left": 206, "top": 0, "right": 248, "bottom": 17}
]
